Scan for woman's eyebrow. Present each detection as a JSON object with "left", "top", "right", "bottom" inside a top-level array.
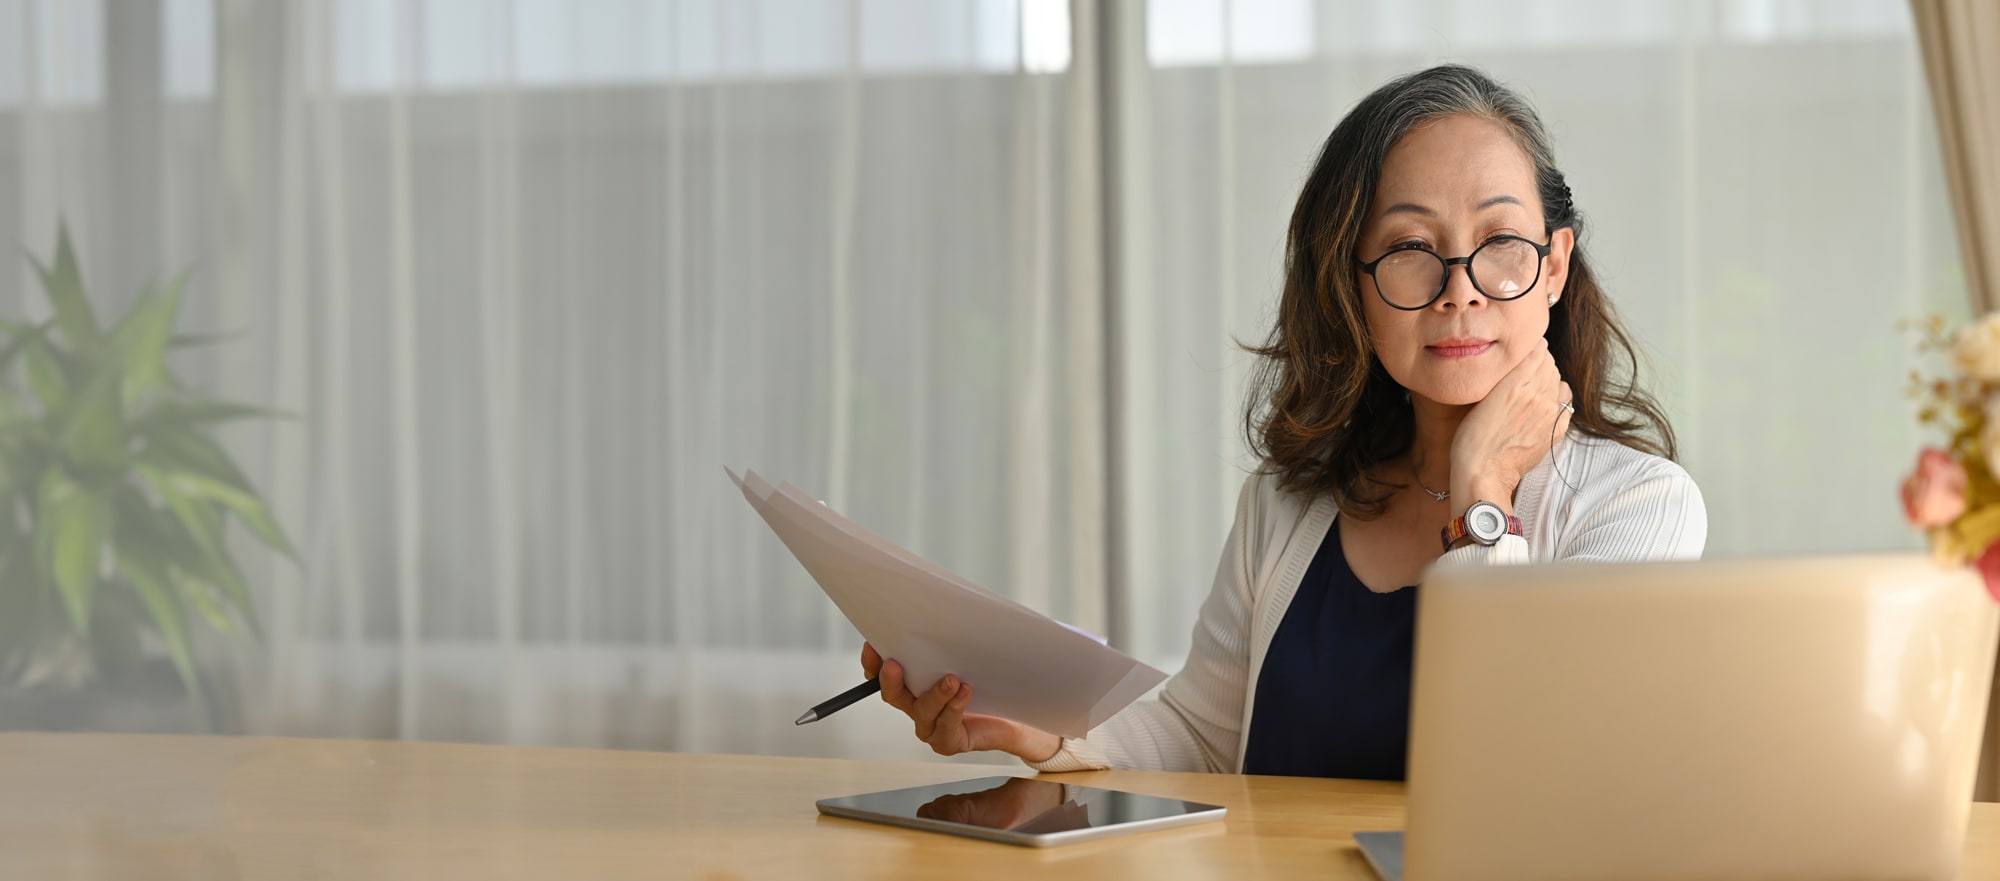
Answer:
[{"left": 1377, "top": 194, "right": 1523, "bottom": 220}]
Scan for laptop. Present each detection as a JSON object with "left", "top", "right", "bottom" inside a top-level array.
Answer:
[{"left": 1356, "top": 553, "right": 1999, "bottom": 881}]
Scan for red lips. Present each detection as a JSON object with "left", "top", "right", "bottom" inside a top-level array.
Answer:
[{"left": 1426, "top": 338, "right": 1494, "bottom": 359}]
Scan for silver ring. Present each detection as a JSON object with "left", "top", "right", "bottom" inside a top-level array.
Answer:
[{"left": 1559, "top": 399, "right": 1575, "bottom": 415}]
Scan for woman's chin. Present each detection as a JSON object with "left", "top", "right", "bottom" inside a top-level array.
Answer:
[{"left": 1410, "top": 379, "right": 1497, "bottom": 408}]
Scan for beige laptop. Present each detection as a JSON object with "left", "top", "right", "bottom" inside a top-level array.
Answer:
[{"left": 1356, "top": 553, "right": 1999, "bottom": 881}]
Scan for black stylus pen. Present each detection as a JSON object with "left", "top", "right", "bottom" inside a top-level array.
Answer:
[{"left": 794, "top": 678, "right": 882, "bottom": 725}]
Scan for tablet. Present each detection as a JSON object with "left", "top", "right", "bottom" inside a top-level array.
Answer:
[{"left": 815, "top": 775, "right": 1226, "bottom": 847}]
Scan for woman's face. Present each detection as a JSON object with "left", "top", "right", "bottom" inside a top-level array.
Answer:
[{"left": 1357, "top": 113, "right": 1575, "bottom": 407}]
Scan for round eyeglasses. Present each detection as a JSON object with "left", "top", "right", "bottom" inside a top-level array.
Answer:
[{"left": 1356, "top": 234, "right": 1554, "bottom": 311}]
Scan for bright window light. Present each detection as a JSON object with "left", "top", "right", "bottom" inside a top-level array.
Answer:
[{"left": 1021, "top": 0, "right": 1070, "bottom": 73}]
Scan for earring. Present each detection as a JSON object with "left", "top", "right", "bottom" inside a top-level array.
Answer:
[{"left": 1548, "top": 293, "right": 1559, "bottom": 306}]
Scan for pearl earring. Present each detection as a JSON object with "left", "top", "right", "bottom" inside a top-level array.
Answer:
[{"left": 1548, "top": 293, "right": 1559, "bottom": 306}]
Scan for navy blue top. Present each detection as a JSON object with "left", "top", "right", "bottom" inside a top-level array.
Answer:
[{"left": 1241, "top": 521, "right": 1417, "bottom": 780}]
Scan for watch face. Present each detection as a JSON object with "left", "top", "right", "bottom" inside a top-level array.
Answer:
[{"left": 1469, "top": 504, "right": 1506, "bottom": 542}]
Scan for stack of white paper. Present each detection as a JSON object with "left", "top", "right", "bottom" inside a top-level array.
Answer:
[{"left": 728, "top": 467, "right": 1166, "bottom": 740}]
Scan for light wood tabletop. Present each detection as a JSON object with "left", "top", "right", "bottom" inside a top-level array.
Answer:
[{"left": 3, "top": 732, "right": 1998, "bottom": 880}]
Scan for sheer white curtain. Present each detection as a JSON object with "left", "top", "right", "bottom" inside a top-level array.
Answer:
[
  {"left": 0, "top": 0, "right": 1967, "bottom": 760},
  {"left": 1112, "top": 0, "right": 1968, "bottom": 668},
  {"left": 3, "top": 0, "right": 1101, "bottom": 763}
]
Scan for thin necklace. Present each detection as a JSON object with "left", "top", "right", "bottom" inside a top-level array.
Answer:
[{"left": 1411, "top": 459, "right": 1449, "bottom": 502}]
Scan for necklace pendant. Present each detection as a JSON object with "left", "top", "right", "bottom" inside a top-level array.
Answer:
[{"left": 1409, "top": 459, "right": 1450, "bottom": 502}]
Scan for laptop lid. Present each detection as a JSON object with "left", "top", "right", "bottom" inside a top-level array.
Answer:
[{"left": 1401, "top": 554, "right": 1998, "bottom": 881}]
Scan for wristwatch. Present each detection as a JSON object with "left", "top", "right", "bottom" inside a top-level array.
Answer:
[{"left": 1441, "top": 500, "right": 1522, "bottom": 551}]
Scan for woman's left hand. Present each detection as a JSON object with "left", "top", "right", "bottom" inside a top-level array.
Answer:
[{"left": 1448, "top": 336, "right": 1572, "bottom": 511}]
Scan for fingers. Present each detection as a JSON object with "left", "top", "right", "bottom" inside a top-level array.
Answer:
[
  {"left": 1450, "top": 337, "right": 1566, "bottom": 494},
  {"left": 931, "top": 684, "right": 974, "bottom": 749},
  {"left": 1533, "top": 338, "right": 1559, "bottom": 384},
  {"left": 874, "top": 656, "right": 975, "bottom": 754},
  {"left": 878, "top": 659, "right": 917, "bottom": 713},
  {"left": 860, "top": 643, "right": 881, "bottom": 679},
  {"left": 1506, "top": 336, "right": 1558, "bottom": 390},
  {"left": 1522, "top": 339, "right": 1561, "bottom": 401},
  {"left": 911, "top": 674, "right": 959, "bottom": 741},
  {"left": 1500, "top": 334, "right": 1550, "bottom": 377}
]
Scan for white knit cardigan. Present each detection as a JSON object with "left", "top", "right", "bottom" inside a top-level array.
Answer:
[{"left": 1028, "top": 432, "right": 1708, "bottom": 773}]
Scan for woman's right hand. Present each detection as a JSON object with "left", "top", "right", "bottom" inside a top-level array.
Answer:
[
  {"left": 862, "top": 643, "right": 1062, "bottom": 763},
  {"left": 1448, "top": 335, "right": 1571, "bottom": 508}
]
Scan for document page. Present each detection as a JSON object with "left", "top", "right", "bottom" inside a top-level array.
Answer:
[{"left": 729, "top": 467, "right": 1166, "bottom": 738}]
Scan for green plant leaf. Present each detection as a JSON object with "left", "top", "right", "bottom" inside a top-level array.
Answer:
[
  {"left": 0, "top": 423, "right": 46, "bottom": 508},
  {"left": 115, "top": 484, "right": 259, "bottom": 639},
  {"left": 138, "top": 429, "right": 297, "bottom": 562},
  {"left": 178, "top": 549, "right": 259, "bottom": 639},
  {"left": 175, "top": 567, "right": 238, "bottom": 635},
  {"left": 115, "top": 544, "right": 201, "bottom": 701},
  {"left": 0, "top": 388, "right": 34, "bottom": 494},
  {"left": 57, "top": 363, "right": 125, "bottom": 476},
  {"left": 0, "top": 319, "right": 53, "bottom": 378},
  {"left": 36, "top": 469, "right": 108, "bottom": 636},
  {"left": 223, "top": 496, "right": 295, "bottom": 562},
  {"left": 0, "top": 433, "right": 17, "bottom": 501},
  {"left": 131, "top": 400, "right": 293, "bottom": 437},
  {"left": 30, "top": 224, "right": 104, "bottom": 353},
  {"left": 0, "top": 388, "right": 26, "bottom": 426},
  {"left": 108, "top": 273, "right": 186, "bottom": 407},
  {"left": 141, "top": 425, "right": 247, "bottom": 485},
  {"left": 137, "top": 463, "right": 227, "bottom": 555},
  {"left": 22, "top": 335, "right": 71, "bottom": 418},
  {"left": 133, "top": 465, "right": 260, "bottom": 630}
]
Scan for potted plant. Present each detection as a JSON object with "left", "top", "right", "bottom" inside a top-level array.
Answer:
[{"left": 0, "top": 225, "right": 295, "bottom": 731}]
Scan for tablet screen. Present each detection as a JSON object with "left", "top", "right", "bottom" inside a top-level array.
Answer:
[{"left": 815, "top": 775, "right": 1225, "bottom": 846}]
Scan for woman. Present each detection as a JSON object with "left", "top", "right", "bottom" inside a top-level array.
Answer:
[{"left": 864, "top": 64, "right": 1706, "bottom": 778}]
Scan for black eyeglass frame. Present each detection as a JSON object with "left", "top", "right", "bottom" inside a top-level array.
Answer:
[{"left": 1355, "top": 234, "right": 1555, "bottom": 311}]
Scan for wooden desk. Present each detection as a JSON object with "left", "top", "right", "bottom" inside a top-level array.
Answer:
[{"left": 3, "top": 733, "right": 1998, "bottom": 880}]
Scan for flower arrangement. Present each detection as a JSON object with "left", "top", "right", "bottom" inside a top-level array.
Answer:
[{"left": 1903, "top": 313, "right": 2000, "bottom": 600}]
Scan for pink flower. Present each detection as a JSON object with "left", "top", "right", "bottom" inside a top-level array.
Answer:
[{"left": 1901, "top": 447, "right": 1968, "bottom": 528}]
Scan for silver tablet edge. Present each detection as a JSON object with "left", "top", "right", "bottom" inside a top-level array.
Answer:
[
  {"left": 1352, "top": 830, "right": 1404, "bottom": 881},
  {"left": 815, "top": 800, "right": 1226, "bottom": 847}
]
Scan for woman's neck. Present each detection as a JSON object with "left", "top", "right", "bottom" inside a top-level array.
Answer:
[{"left": 1408, "top": 395, "right": 1470, "bottom": 491}]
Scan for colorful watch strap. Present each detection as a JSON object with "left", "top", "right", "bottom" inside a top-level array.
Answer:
[{"left": 1440, "top": 509, "right": 1523, "bottom": 551}]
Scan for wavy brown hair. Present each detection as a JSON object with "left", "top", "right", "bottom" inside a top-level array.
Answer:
[{"left": 1243, "top": 64, "right": 1675, "bottom": 519}]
